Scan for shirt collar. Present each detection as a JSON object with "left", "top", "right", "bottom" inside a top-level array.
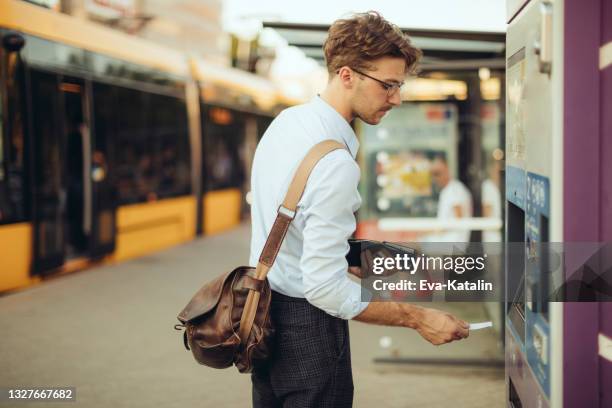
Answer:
[{"left": 311, "top": 95, "right": 359, "bottom": 159}]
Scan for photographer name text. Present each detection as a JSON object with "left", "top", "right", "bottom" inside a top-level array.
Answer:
[{"left": 371, "top": 279, "right": 493, "bottom": 292}]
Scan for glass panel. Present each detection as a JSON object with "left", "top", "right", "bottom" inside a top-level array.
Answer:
[
  {"left": 96, "top": 83, "right": 191, "bottom": 205},
  {"left": 61, "top": 79, "right": 87, "bottom": 256},
  {"left": 91, "top": 82, "right": 115, "bottom": 248},
  {"left": 30, "top": 69, "right": 64, "bottom": 261},
  {"left": 202, "top": 106, "right": 246, "bottom": 192},
  {"left": 114, "top": 86, "right": 148, "bottom": 203},
  {"left": 359, "top": 103, "right": 459, "bottom": 220},
  {"left": 151, "top": 93, "right": 191, "bottom": 199},
  {"left": 481, "top": 101, "right": 504, "bottom": 243},
  {"left": 0, "top": 50, "right": 28, "bottom": 224},
  {"left": 356, "top": 71, "right": 505, "bottom": 244}
]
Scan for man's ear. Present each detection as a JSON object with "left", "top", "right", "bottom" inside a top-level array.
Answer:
[{"left": 336, "top": 66, "right": 354, "bottom": 89}]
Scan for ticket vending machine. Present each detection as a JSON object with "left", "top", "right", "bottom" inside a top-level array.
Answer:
[
  {"left": 506, "top": 0, "right": 612, "bottom": 407},
  {"left": 506, "top": 1, "right": 558, "bottom": 406}
]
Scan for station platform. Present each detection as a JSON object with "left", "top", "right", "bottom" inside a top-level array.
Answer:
[{"left": 0, "top": 224, "right": 504, "bottom": 407}]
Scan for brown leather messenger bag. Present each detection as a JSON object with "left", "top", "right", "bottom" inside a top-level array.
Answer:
[{"left": 174, "top": 140, "right": 347, "bottom": 373}]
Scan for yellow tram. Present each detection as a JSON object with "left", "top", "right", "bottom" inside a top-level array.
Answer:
[{"left": 0, "top": 0, "right": 291, "bottom": 292}]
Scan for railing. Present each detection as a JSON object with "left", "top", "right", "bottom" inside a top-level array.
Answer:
[{"left": 378, "top": 217, "right": 503, "bottom": 232}]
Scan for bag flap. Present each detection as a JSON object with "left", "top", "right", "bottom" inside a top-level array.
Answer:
[{"left": 178, "top": 267, "right": 251, "bottom": 323}]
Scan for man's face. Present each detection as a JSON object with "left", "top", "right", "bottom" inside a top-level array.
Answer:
[
  {"left": 349, "top": 57, "right": 405, "bottom": 125},
  {"left": 430, "top": 158, "right": 450, "bottom": 189}
]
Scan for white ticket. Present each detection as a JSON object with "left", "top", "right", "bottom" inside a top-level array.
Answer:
[{"left": 469, "top": 321, "right": 493, "bottom": 330}]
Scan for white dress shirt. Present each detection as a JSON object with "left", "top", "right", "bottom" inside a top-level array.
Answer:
[{"left": 249, "top": 96, "right": 370, "bottom": 320}]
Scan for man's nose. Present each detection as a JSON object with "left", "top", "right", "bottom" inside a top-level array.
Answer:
[{"left": 388, "top": 90, "right": 402, "bottom": 106}]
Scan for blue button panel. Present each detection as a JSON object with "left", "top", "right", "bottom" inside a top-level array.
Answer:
[{"left": 525, "top": 172, "right": 551, "bottom": 398}]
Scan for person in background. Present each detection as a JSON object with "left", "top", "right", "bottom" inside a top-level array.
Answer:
[{"left": 425, "top": 154, "right": 473, "bottom": 243}]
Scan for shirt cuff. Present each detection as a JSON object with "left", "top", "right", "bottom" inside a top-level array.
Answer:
[{"left": 337, "top": 279, "right": 372, "bottom": 320}]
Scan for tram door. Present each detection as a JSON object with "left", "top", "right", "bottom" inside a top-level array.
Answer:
[
  {"left": 30, "top": 70, "right": 114, "bottom": 274},
  {"left": 61, "top": 78, "right": 89, "bottom": 260},
  {"left": 88, "top": 82, "right": 116, "bottom": 259},
  {"left": 30, "top": 70, "right": 66, "bottom": 274}
]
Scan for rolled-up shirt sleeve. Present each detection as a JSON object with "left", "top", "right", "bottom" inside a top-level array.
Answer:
[{"left": 299, "top": 153, "right": 371, "bottom": 320}]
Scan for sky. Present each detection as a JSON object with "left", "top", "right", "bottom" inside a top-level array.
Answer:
[{"left": 223, "top": 0, "right": 507, "bottom": 35}]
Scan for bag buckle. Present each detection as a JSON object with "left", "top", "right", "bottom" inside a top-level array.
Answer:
[{"left": 277, "top": 205, "right": 296, "bottom": 219}]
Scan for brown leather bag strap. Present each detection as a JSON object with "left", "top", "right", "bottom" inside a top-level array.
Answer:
[
  {"left": 257, "top": 140, "right": 346, "bottom": 269},
  {"left": 238, "top": 140, "right": 347, "bottom": 345}
]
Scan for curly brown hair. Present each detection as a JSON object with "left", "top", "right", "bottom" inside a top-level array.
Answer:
[{"left": 323, "top": 11, "right": 422, "bottom": 75}]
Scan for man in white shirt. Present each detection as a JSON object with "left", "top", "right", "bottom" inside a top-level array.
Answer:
[
  {"left": 425, "top": 155, "right": 474, "bottom": 243},
  {"left": 250, "top": 12, "right": 469, "bottom": 407}
]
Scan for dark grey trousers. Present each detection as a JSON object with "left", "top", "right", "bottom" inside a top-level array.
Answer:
[{"left": 251, "top": 291, "right": 354, "bottom": 408}]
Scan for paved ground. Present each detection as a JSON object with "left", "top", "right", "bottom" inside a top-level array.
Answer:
[{"left": 0, "top": 224, "right": 505, "bottom": 407}]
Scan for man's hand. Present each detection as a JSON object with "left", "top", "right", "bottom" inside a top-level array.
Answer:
[
  {"left": 414, "top": 307, "right": 469, "bottom": 345},
  {"left": 353, "top": 302, "right": 469, "bottom": 346},
  {"left": 348, "top": 266, "right": 362, "bottom": 278}
]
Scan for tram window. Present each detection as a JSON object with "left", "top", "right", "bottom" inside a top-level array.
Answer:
[
  {"left": 113, "top": 86, "right": 147, "bottom": 203},
  {"left": 256, "top": 116, "right": 273, "bottom": 141},
  {"left": 153, "top": 94, "right": 190, "bottom": 199},
  {"left": 93, "top": 83, "right": 191, "bottom": 205},
  {"left": 202, "top": 106, "right": 246, "bottom": 192},
  {"left": 92, "top": 82, "right": 114, "bottom": 173},
  {"left": 0, "top": 52, "right": 27, "bottom": 225}
]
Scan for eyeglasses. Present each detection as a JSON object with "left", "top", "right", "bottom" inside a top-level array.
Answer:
[{"left": 351, "top": 68, "right": 404, "bottom": 97}]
